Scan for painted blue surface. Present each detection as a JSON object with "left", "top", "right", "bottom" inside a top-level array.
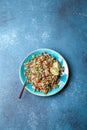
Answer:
[{"left": 0, "top": 0, "right": 87, "bottom": 130}]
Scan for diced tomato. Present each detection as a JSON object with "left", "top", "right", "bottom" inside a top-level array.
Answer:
[
  {"left": 32, "top": 72, "right": 36, "bottom": 75},
  {"left": 44, "top": 53, "right": 49, "bottom": 58},
  {"left": 38, "top": 83, "right": 42, "bottom": 87},
  {"left": 42, "top": 89, "right": 48, "bottom": 94},
  {"left": 48, "top": 59, "right": 51, "bottom": 63},
  {"left": 50, "top": 64, "right": 52, "bottom": 67},
  {"left": 24, "top": 71, "right": 28, "bottom": 75},
  {"left": 24, "top": 61, "right": 30, "bottom": 65},
  {"left": 36, "top": 78, "right": 40, "bottom": 83},
  {"left": 30, "top": 64, "right": 33, "bottom": 67},
  {"left": 45, "top": 71, "right": 49, "bottom": 76}
]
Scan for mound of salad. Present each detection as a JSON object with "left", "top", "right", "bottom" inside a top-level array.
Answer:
[{"left": 24, "top": 52, "right": 64, "bottom": 94}]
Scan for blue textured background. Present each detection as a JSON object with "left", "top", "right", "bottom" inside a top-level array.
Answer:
[{"left": 0, "top": 0, "right": 87, "bottom": 130}]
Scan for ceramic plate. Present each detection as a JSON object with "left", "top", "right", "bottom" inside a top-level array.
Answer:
[{"left": 19, "top": 48, "right": 69, "bottom": 96}]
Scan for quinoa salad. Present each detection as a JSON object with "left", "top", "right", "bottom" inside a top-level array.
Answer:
[{"left": 24, "top": 52, "right": 64, "bottom": 94}]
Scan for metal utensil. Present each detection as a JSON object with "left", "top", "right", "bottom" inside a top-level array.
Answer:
[{"left": 18, "top": 80, "right": 27, "bottom": 99}]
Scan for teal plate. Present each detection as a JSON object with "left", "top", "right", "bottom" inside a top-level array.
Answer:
[{"left": 19, "top": 48, "right": 69, "bottom": 96}]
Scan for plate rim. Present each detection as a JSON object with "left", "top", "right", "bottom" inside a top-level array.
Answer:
[{"left": 19, "top": 48, "right": 69, "bottom": 97}]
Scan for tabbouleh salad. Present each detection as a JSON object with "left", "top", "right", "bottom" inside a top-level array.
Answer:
[{"left": 24, "top": 52, "right": 64, "bottom": 94}]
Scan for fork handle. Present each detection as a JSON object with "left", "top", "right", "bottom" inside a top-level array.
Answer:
[{"left": 18, "top": 81, "right": 26, "bottom": 99}]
